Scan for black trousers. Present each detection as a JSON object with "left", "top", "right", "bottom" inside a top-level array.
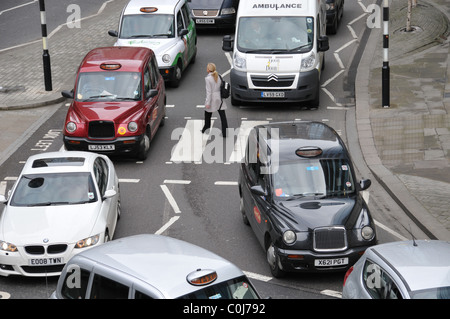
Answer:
[{"left": 202, "top": 109, "right": 228, "bottom": 136}]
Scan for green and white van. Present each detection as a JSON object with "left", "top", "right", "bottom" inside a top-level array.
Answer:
[{"left": 109, "top": 0, "right": 197, "bottom": 87}]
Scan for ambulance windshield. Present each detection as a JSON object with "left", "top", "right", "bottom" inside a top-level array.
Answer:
[{"left": 237, "top": 16, "right": 314, "bottom": 53}]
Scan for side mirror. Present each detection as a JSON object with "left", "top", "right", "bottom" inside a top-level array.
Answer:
[
  {"left": 147, "top": 89, "right": 158, "bottom": 99},
  {"left": 61, "top": 90, "right": 74, "bottom": 99},
  {"left": 179, "top": 29, "right": 189, "bottom": 37},
  {"left": 108, "top": 30, "right": 118, "bottom": 37},
  {"left": 0, "top": 194, "right": 6, "bottom": 204},
  {"left": 222, "top": 35, "right": 234, "bottom": 52},
  {"left": 103, "top": 189, "right": 117, "bottom": 200},
  {"left": 359, "top": 179, "right": 371, "bottom": 191},
  {"left": 250, "top": 185, "right": 267, "bottom": 197},
  {"left": 317, "top": 36, "right": 329, "bottom": 52}
]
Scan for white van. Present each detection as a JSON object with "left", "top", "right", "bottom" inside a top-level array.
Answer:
[
  {"left": 109, "top": 0, "right": 197, "bottom": 87},
  {"left": 222, "top": 0, "right": 329, "bottom": 107}
]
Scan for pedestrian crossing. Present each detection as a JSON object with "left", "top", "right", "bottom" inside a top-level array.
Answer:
[{"left": 169, "top": 119, "right": 269, "bottom": 164}]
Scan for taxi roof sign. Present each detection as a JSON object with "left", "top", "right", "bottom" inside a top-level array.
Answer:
[
  {"left": 187, "top": 269, "right": 218, "bottom": 286},
  {"left": 296, "top": 146, "right": 322, "bottom": 157},
  {"left": 140, "top": 7, "right": 158, "bottom": 13},
  {"left": 100, "top": 63, "right": 122, "bottom": 70}
]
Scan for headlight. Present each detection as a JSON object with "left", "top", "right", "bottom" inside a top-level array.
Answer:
[
  {"left": 234, "top": 52, "right": 247, "bottom": 71},
  {"left": 361, "top": 226, "right": 375, "bottom": 240},
  {"left": 301, "top": 51, "right": 316, "bottom": 71},
  {"left": 283, "top": 230, "right": 297, "bottom": 245},
  {"left": 221, "top": 7, "right": 236, "bottom": 15},
  {"left": 75, "top": 234, "right": 100, "bottom": 249},
  {"left": 128, "top": 121, "right": 138, "bottom": 132},
  {"left": 66, "top": 122, "right": 77, "bottom": 133},
  {"left": 0, "top": 240, "right": 17, "bottom": 252},
  {"left": 162, "top": 54, "right": 171, "bottom": 64}
]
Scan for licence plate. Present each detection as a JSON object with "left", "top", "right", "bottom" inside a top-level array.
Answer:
[
  {"left": 28, "top": 257, "right": 64, "bottom": 266},
  {"left": 88, "top": 144, "right": 115, "bottom": 151},
  {"left": 314, "top": 257, "right": 348, "bottom": 267},
  {"left": 261, "top": 92, "right": 285, "bottom": 98},
  {"left": 196, "top": 19, "right": 215, "bottom": 24}
]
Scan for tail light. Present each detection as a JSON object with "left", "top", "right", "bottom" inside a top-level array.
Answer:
[{"left": 343, "top": 266, "right": 353, "bottom": 287}]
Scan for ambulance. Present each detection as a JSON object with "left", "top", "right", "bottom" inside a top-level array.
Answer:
[
  {"left": 222, "top": 0, "right": 329, "bottom": 107},
  {"left": 109, "top": 0, "right": 197, "bottom": 87}
]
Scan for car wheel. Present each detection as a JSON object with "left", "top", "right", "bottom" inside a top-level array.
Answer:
[
  {"left": 266, "top": 241, "right": 286, "bottom": 278},
  {"left": 170, "top": 63, "right": 182, "bottom": 88},
  {"left": 240, "top": 196, "right": 249, "bottom": 225},
  {"left": 137, "top": 131, "right": 150, "bottom": 160}
]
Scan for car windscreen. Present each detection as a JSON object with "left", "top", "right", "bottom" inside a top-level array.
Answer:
[
  {"left": 178, "top": 276, "right": 259, "bottom": 299},
  {"left": 120, "top": 14, "right": 175, "bottom": 38},
  {"left": 76, "top": 72, "right": 141, "bottom": 102},
  {"left": 10, "top": 172, "right": 98, "bottom": 207},
  {"left": 272, "top": 159, "right": 355, "bottom": 199},
  {"left": 237, "top": 16, "right": 314, "bottom": 53}
]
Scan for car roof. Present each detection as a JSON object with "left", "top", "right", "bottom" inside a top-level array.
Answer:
[
  {"left": 79, "top": 46, "right": 152, "bottom": 73},
  {"left": 371, "top": 240, "right": 450, "bottom": 292},
  {"left": 254, "top": 121, "right": 348, "bottom": 162},
  {"left": 72, "top": 234, "right": 246, "bottom": 298},
  {"left": 124, "top": 0, "right": 183, "bottom": 15},
  {"left": 21, "top": 151, "right": 99, "bottom": 175}
]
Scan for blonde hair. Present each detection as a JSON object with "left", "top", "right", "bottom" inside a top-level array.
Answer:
[{"left": 207, "top": 62, "right": 219, "bottom": 83}]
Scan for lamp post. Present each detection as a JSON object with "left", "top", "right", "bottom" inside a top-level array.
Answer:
[
  {"left": 39, "top": 0, "right": 52, "bottom": 91},
  {"left": 382, "top": 0, "right": 389, "bottom": 108}
]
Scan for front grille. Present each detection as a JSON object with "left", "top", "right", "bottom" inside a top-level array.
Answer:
[
  {"left": 47, "top": 244, "right": 68, "bottom": 254},
  {"left": 25, "top": 246, "right": 45, "bottom": 255},
  {"left": 22, "top": 265, "right": 65, "bottom": 274},
  {"left": 313, "top": 227, "right": 347, "bottom": 252},
  {"left": 251, "top": 75, "right": 295, "bottom": 88},
  {"left": 25, "top": 244, "right": 68, "bottom": 255},
  {"left": 89, "top": 121, "right": 115, "bottom": 138},
  {"left": 192, "top": 9, "right": 219, "bottom": 17}
]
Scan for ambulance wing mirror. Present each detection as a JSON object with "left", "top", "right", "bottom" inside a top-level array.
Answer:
[
  {"left": 318, "top": 36, "right": 329, "bottom": 52},
  {"left": 222, "top": 35, "right": 234, "bottom": 52}
]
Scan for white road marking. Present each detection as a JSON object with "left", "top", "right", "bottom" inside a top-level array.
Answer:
[
  {"left": 164, "top": 180, "right": 191, "bottom": 184},
  {"left": 119, "top": 179, "right": 140, "bottom": 183},
  {"left": 160, "top": 185, "right": 181, "bottom": 214},
  {"left": 214, "top": 181, "right": 238, "bottom": 186},
  {"left": 155, "top": 216, "right": 180, "bottom": 235}
]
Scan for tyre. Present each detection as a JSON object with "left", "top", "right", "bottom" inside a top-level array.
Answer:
[{"left": 266, "top": 241, "right": 286, "bottom": 278}]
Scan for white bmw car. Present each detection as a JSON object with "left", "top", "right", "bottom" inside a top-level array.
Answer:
[{"left": 0, "top": 151, "right": 121, "bottom": 277}]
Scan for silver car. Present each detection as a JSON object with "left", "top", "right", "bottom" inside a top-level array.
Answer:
[
  {"left": 342, "top": 240, "right": 450, "bottom": 299},
  {"left": 51, "top": 234, "right": 260, "bottom": 299}
]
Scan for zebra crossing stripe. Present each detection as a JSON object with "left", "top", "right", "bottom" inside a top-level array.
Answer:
[{"left": 228, "top": 121, "right": 269, "bottom": 163}]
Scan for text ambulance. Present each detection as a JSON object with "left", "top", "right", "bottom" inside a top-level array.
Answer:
[{"left": 222, "top": 0, "right": 329, "bottom": 107}]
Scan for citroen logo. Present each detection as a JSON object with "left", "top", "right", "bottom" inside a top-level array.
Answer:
[
  {"left": 267, "top": 74, "right": 279, "bottom": 82},
  {"left": 203, "top": 10, "right": 208, "bottom": 16}
]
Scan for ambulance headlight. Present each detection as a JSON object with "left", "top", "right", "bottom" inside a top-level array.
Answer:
[
  {"left": 162, "top": 54, "right": 171, "bottom": 64},
  {"left": 233, "top": 52, "right": 246, "bottom": 71},
  {"left": 301, "top": 51, "right": 316, "bottom": 71}
]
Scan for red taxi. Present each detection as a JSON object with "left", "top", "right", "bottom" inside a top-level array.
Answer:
[{"left": 61, "top": 46, "right": 166, "bottom": 160}]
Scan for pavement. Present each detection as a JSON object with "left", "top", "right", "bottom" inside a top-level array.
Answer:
[{"left": 0, "top": 0, "right": 449, "bottom": 240}]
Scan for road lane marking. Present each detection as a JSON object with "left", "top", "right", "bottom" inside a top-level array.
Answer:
[
  {"left": 214, "top": 181, "right": 238, "bottom": 186},
  {"left": 164, "top": 180, "right": 191, "bottom": 184},
  {"left": 160, "top": 185, "right": 181, "bottom": 214},
  {"left": 155, "top": 216, "right": 180, "bottom": 235},
  {"left": 119, "top": 179, "right": 140, "bottom": 183}
]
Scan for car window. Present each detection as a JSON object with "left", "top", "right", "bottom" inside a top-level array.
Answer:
[
  {"left": 177, "top": 10, "right": 185, "bottom": 33},
  {"left": 61, "top": 267, "right": 91, "bottom": 299},
  {"left": 120, "top": 14, "right": 175, "bottom": 38},
  {"left": 150, "top": 57, "right": 160, "bottom": 88},
  {"left": 178, "top": 276, "right": 259, "bottom": 299},
  {"left": 271, "top": 159, "right": 355, "bottom": 199},
  {"left": 181, "top": 3, "right": 192, "bottom": 27},
  {"left": 93, "top": 158, "right": 109, "bottom": 196},
  {"left": 90, "top": 273, "right": 129, "bottom": 299},
  {"left": 147, "top": 61, "right": 156, "bottom": 89},
  {"left": 363, "top": 260, "right": 403, "bottom": 299},
  {"left": 10, "top": 172, "right": 97, "bottom": 206},
  {"left": 76, "top": 72, "right": 141, "bottom": 101},
  {"left": 144, "top": 67, "right": 151, "bottom": 96},
  {"left": 134, "top": 290, "right": 153, "bottom": 299}
]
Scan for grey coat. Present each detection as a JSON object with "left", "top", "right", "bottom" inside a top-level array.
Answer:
[{"left": 204, "top": 73, "right": 227, "bottom": 112}]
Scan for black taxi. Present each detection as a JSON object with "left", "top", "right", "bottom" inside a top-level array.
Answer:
[{"left": 238, "top": 121, "right": 377, "bottom": 277}]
